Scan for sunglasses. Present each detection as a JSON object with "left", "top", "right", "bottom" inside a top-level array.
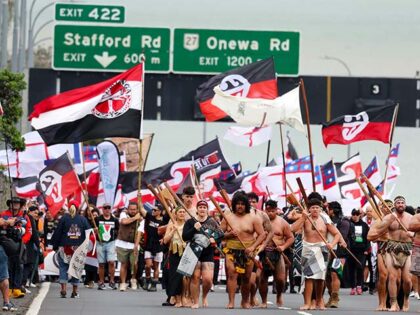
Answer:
[{"left": 103, "top": 206, "right": 111, "bottom": 209}]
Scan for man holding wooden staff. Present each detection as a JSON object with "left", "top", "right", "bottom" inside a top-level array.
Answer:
[
  {"left": 259, "top": 199, "right": 294, "bottom": 308},
  {"left": 368, "top": 196, "right": 412, "bottom": 311},
  {"left": 220, "top": 191, "right": 265, "bottom": 309},
  {"left": 291, "top": 198, "right": 340, "bottom": 310}
]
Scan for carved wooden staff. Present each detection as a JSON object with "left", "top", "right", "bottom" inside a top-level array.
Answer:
[
  {"left": 209, "top": 195, "right": 262, "bottom": 269},
  {"left": 147, "top": 184, "right": 183, "bottom": 241},
  {"left": 296, "top": 178, "right": 361, "bottom": 266},
  {"left": 356, "top": 178, "right": 383, "bottom": 220},
  {"left": 163, "top": 182, "right": 224, "bottom": 253},
  {"left": 219, "top": 189, "right": 232, "bottom": 210},
  {"left": 361, "top": 174, "right": 408, "bottom": 232},
  {"left": 286, "top": 180, "right": 337, "bottom": 259}
]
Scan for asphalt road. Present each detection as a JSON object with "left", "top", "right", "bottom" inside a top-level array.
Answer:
[{"left": 36, "top": 283, "right": 420, "bottom": 315}]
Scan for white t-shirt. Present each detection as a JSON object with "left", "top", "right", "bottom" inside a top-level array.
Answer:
[{"left": 115, "top": 212, "right": 143, "bottom": 250}]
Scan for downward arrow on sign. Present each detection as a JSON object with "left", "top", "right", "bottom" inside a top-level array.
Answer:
[{"left": 94, "top": 52, "right": 117, "bottom": 68}]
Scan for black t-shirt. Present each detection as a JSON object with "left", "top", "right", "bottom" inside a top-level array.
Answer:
[
  {"left": 95, "top": 215, "right": 120, "bottom": 243},
  {"left": 144, "top": 212, "right": 164, "bottom": 253}
]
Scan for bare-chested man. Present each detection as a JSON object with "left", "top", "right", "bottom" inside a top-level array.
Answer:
[
  {"left": 368, "top": 196, "right": 412, "bottom": 312},
  {"left": 247, "top": 192, "right": 273, "bottom": 308},
  {"left": 367, "top": 199, "right": 393, "bottom": 311},
  {"left": 291, "top": 198, "right": 340, "bottom": 310},
  {"left": 221, "top": 192, "right": 265, "bottom": 309},
  {"left": 259, "top": 199, "right": 294, "bottom": 308}
]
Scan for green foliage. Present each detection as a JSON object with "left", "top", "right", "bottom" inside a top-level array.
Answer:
[{"left": 0, "top": 69, "right": 26, "bottom": 151}]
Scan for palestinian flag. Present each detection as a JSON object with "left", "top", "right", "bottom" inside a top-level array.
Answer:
[
  {"left": 322, "top": 104, "right": 398, "bottom": 146},
  {"left": 29, "top": 64, "right": 143, "bottom": 145},
  {"left": 196, "top": 58, "right": 278, "bottom": 121}
]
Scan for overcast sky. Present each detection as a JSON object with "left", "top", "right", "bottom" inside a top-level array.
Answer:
[{"left": 19, "top": 0, "right": 420, "bottom": 78}]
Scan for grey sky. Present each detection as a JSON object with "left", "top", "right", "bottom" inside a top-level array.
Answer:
[{"left": 25, "top": 0, "right": 420, "bottom": 78}]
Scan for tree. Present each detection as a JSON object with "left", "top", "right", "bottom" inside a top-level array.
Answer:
[{"left": 0, "top": 69, "right": 26, "bottom": 151}]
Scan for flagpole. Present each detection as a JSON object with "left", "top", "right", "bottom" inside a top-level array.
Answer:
[
  {"left": 265, "top": 140, "right": 271, "bottom": 166},
  {"left": 137, "top": 56, "right": 146, "bottom": 209},
  {"left": 299, "top": 79, "right": 316, "bottom": 191},
  {"left": 278, "top": 123, "right": 288, "bottom": 208},
  {"left": 382, "top": 103, "right": 399, "bottom": 192}
]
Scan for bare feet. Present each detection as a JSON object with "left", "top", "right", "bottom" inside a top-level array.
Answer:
[
  {"left": 241, "top": 301, "right": 251, "bottom": 309},
  {"left": 388, "top": 303, "right": 400, "bottom": 312},
  {"left": 191, "top": 304, "right": 199, "bottom": 309},
  {"left": 402, "top": 299, "right": 409, "bottom": 312},
  {"left": 175, "top": 303, "right": 182, "bottom": 308},
  {"left": 182, "top": 298, "right": 192, "bottom": 307},
  {"left": 375, "top": 305, "right": 387, "bottom": 311},
  {"left": 226, "top": 303, "right": 234, "bottom": 309},
  {"left": 317, "top": 305, "right": 326, "bottom": 310},
  {"left": 251, "top": 297, "right": 259, "bottom": 307},
  {"left": 202, "top": 297, "right": 208, "bottom": 308},
  {"left": 259, "top": 303, "right": 267, "bottom": 309},
  {"left": 300, "top": 305, "right": 311, "bottom": 310},
  {"left": 276, "top": 295, "right": 283, "bottom": 307}
]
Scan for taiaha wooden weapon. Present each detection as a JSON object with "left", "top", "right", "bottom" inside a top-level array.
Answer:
[
  {"left": 286, "top": 179, "right": 337, "bottom": 259},
  {"left": 296, "top": 178, "right": 361, "bottom": 266},
  {"left": 356, "top": 178, "right": 383, "bottom": 220},
  {"left": 148, "top": 184, "right": 183, "bottom": 241},
  {"left": 361, "top": 174, "right": 408, "bottom": 232}
]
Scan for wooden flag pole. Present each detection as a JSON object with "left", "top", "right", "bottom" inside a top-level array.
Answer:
[
  {"left": 148, "top": 184, "right": 183, "bottom": 241},
  {"left": 361, "top": 173, "right": 408, "bottom": 232},
  {"left": 278, "top": 123, "right": 288, "bottom": 208},
  {"left": 355, "top": 178, "right": 383, "bottom": 220},
  {"left": 219, "top": 189, "right": 233, "bottom": 211},
  {"left": 286, "top": 179, "right": 337, "bottom": 258},
  {"left": 382, "top": 104, "right": 399, "bottom": 192},
  {"left": 299, "top": 79, "right": 316, "bottom": 191}
]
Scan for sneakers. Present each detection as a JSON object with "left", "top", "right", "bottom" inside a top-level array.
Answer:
[
  {"left": 2, "top": 301, "right": 18, "bottom": 311},
  {"left": 109, "top": 282, "right": 117, "bottom": 290},
  {"left": 119, "top": 283, "right": 128, "bottom": 292},
  {"left": 71, "top": 292, "right": 80, "bottom": 298},
  {"left": 98, "top": 283, "right": 106, "bottom": 290},
  {"left": 148, "top": 280, "right": 158, "bottom": 292},
  {"left": 356, "top": 286, "right": 363, "bottom": 295},
  {"left": 142, "top": 278, "right": 150, "bottom": 291},
  {"left": 350, "top": 288, "right": 356, "bottom": 295},
  {"left": 11, "top": 289, "right": 25, "bottom": 299},
  {"left": 130, "top": 278, "right": 138, "bottom": 290},
  {"left": 60, "top": 291, "right": 67, "bottom": 298},
  {"left": 86, "top": 281, "right": 95, "bottom": 289}
]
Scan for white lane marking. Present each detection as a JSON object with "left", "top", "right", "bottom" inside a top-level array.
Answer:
[
  {"left": 26, "top": 282, "right": 51, "bottom": 315},
  {"left": 297, "top": 311, "right": 312, "bottom": 315},
  {"left": 267, "top": 301, "right": 273, "bottom": 305},
  {"left": 278, "top": 306, "right": 291, "bottom": 309}
]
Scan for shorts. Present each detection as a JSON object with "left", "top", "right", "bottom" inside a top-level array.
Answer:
[
  {"left": 57, "top": 253, "right": 79, "bottom": 285},
  {"left": 97, "top": 241, "right": 117, "bottom": 264},
  {"left": 116, "top": 247, "right": 136, "bottom": 265},
  {"left": 0, "top": 245, "right": 9, "bottom": 282},
  {"left": 144, "top": 251, "right": 163, "bottom": 263}
]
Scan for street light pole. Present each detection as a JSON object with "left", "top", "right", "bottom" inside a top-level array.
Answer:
[
  {"left": 28, "top": 1, "right": 54, "bottom": 68},
  {"left": 323, "top": 55, "right": 352, "bottom": 158},
  {"left": 18, "top": 0, "right": 27, "bottom": 72},
  {"left": 0, "top": 0, "right": 9, "bottom": 68},
  {"left": 11, "top": 0, "right": 20, "bottom": 72}
]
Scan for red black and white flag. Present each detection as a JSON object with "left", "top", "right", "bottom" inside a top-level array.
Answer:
[
  {"left": 37, "top": 152, "right": 81, "bottom": 217},
  {"left": 196, "top": 58, "right": 278, "bottom": 121},
  {"left": 322, "top": 104, "right": 398, "bottom": 146},
  {"left": 29, "top": 64, "right": 143, "bottom": 145}
]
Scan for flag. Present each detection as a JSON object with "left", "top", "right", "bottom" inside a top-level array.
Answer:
[
  {"left": 13, "top": 176, "right": 40, "bottom": 199},
  {"left": 335, "top": 153, "right": 363, "bottom": 210},
  {"left": 224, "top": 125, "right": 272, "bottom": 147},
  {"left": 0, "top": 131, "right": 82, "bottom": 178},
  {"left": 364, "top": 156, "right": 382, "bottom": 188},
  {"left": 322, "top": 104, "right": 397, "bottom": 146},
  {"left": 284, "top": 156, "right": 314, "bottom": 197},
  {"left": 196, "top": 58, "right": 278, "bottom": 122},
  {"left": 212, "top": 85, "right": 305, "bottom": 132},
  {"left": 386, "top": 143, "right": 400, "bottom": 183},
  {"left": 286, "top": 131, "right": 299, "bottom": 162},
  {"left": 68, "top": 229, "right": 94, "bottom": 279},
  {"left": 97, "top": 141, "right": 120, "bottom": 206},
  {"left": 29, "top": 64, "right": 143, "bottom": 145},
  {"left": 37, "top": 152, "right": 81, "bottom": 217},
  {"left": 219, "top": 162, "right": 242, "bottom": 181},
  {"left": 320, "top": 160, "right": 341, "bottom": 201}
]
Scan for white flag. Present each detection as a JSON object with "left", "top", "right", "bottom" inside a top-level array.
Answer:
[
  {"left": 224, "top": 125, "right": 272, "bottom": 147},
  {"left": 68, "top": 229, "right": 93, "bottom": 280},
  {"left": 212, "top": 86, "right": 305, "bottom": 133}
]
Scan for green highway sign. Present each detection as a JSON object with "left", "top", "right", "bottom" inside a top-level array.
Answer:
[
  {"left": 53, "top": 25, "right": 170, "bottom": 72},
  {"left": 55, "top": 3, "right": 125, "bottom": 23},
  {"left": 172, "top": 29, "right": 300, "bottom": 75}
]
